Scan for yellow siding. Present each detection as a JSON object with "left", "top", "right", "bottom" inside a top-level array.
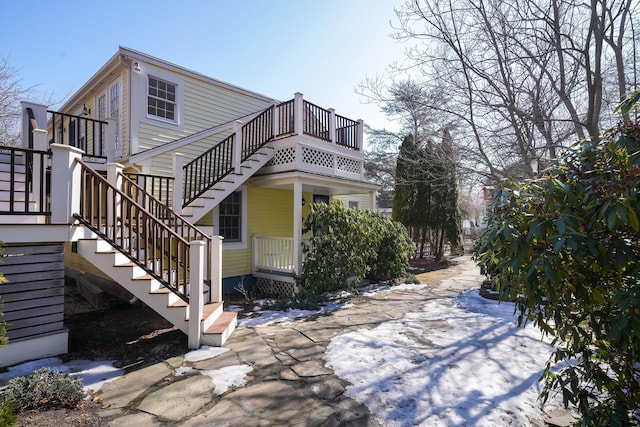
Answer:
[
  {"left": 63, "top": 242, "right": 112, "bottom": 280},
  {"left": 332, "top": 194, "right": 374, "bottom": 211},
  {"left": 137, "top": 69, "right": 273, "bottom": 157},
  {"left": 222, "top": 184, "right": 294, "bottom": 278}
]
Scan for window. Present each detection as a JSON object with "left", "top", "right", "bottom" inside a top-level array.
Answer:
[
  {"left": 348, "top": 200, "right": 360, "bottom": 210},
  {"left": 219, "top": 191, "right": 242, "bottom": 242},
  {"left": 148, "top": 77, "right": 176, "bottom": 120}
]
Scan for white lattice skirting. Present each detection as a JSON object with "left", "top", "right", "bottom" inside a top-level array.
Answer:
[{"left": 255, "top": 277, "right": 298, "bottom": 296}]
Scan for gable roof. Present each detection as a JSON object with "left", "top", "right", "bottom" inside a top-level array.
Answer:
[{"left": 60, "top": 46, "right": 277, "bottom": 112}]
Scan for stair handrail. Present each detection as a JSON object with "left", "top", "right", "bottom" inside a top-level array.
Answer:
[
  {"left": 74, "top": 159, "right": 191, "bottom": 302},
  {"left": 119, "top": 171, "right": 215, "bottom": 292},
  {"left": 182, "top": 104, "right": 275, "bottom": 207}
]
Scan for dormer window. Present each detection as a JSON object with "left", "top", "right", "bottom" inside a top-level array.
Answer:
[{"left": 148, "top": 77, "right": 176, "bottom": 121}]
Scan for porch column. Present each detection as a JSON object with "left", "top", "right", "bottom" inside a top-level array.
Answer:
[
  {"left": 50, "top": 144, "right": 83, "bottom": 224},
  {"left": 293, "top": 181, "right": 303, "bottom": 274},
  {"left": 188, "top": 240, "right": 205, "bottom": 349},
  {"left": 172, "top": 153, "right": 184, "bottom": 214}
]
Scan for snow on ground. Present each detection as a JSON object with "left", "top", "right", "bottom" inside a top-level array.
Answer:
[
  {"left": 0, "top": 280, "right": 565, "bottom": 426},
  {"left": 237, "top": 301, "right": 352, "bottom": 328},
  {"left": 0, "top": 357, "right": 123, "bottom": 393},
  {"left": 324, "top": 289, "right": 562, "bottom": 427}
]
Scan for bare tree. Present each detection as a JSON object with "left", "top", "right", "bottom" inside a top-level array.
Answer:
[
  {"left": 0, "top": 57, "right": 30, "bottom": 145},
  {"left": 362, "top": 0, "right": 639, "bottom": 184}
]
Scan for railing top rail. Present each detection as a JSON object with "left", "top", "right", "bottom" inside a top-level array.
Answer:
[
  {"left": 76, "top": 159, "right": 189, "bottom": 245},
  {"left": 125, "top": 171, "right": 176, "bottom": 181},
  {"left": 47, "top": 110, "right": 108, "bottom": 126},
  {"left": 0, "top": 144, "right": 51, "bottom": 155},
  {"left": 183, "top": 133, "right": 234, "bottom": 170},
  {"left": 302, "top": 99, "right": 329, "bottom": 113}
]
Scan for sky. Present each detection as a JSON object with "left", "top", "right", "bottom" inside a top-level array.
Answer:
[
  {"left": 0, "top": 285, "right": 565, "bottom": 425},
  {"left": 1, "top": 1, "right": 409, "bottom": 134}
]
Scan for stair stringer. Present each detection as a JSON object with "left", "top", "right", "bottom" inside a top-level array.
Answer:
[
  {"left": 76, "top": 237, "right": 236, "bottom": 346},
  {"left": 181, "top": 144, "right": 275, "bottom": 223}
]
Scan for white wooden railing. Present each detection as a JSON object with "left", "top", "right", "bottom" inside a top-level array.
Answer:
[{"left": 252, "top": 235, "right": 295, "bottom": 274}]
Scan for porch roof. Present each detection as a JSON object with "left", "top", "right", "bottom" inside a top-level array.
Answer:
[{"left": 248, "top": 170, "right": 379, "bottom": 196}]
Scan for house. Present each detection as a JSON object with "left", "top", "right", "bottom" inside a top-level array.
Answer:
[{"left": 0, "top": 47, "right": 377, "bottom": 365}]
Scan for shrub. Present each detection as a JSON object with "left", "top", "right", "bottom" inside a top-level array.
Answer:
[
  {"left": 0, "top": 395, "right": 16, "bottom": 427},
  {"left": 475, "top": 97, "right": 640, "bottom": 425},
  {"left": 296, "top": 202, "right": 415, "bottom": 293},
  {"left": 7, "top": 368, "right": 86, "bottom": 411}
]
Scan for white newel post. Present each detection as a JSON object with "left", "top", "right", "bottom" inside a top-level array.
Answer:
[
  {"left": 233, "top": 120, "right": 243, "bottom": 174},
  {"left": 105, "top": 117, "right": 117, "bottom": 162},
  {"left": 188, "top": 240, "right": 205, "bottom": 349},
  {"left": 106, "top": 163, "right": 124, "bottom": 230},
  {"left": 328, "top": 108, "right": 336, "bottom": 145},
  {"left": 272, "top": 101, "right": 280, "bottom": 137},
  {"left": 31, "top": 129, "right": 48, "bottom": 212},
  {"left": 356, "top": 119, "right": 364, "bottom": 151},
  {"left": 293, "top": 181, "right": 303, "bottom": 275},
  {"left": 172, "top": 153, "right": 184, "bottom": 214},
  {"left": 50, "top": 144, "right": 83, "bottom": 224},
  {"left": 294, "top": 92, "right": 304, "bottom": 136},
  {"left": 210, "top": 236, "right": 223, "bottom": 303}
]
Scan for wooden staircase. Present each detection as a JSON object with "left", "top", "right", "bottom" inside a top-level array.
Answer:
[
  {"left": 181, "top": 144, "right": 274, "bottom": 222},
  {"left": 75, "top": 238, "right": 236, "bottom": 346}
]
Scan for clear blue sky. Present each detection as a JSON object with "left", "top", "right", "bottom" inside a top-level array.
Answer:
[{"left": 2, "top": 1, "right": 407, "bottom": 133}]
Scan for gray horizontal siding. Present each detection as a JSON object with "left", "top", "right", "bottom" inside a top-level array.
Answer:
[{"left": 0, "top": 243, "right": 66, "bottom": 341}]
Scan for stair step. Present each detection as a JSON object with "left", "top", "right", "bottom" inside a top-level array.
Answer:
[
  {"left": 202, "top": 311, "right": 238, "bottom": 346},
  {"left": 205, "top": 312, "right": 237, "bottom": 334}
]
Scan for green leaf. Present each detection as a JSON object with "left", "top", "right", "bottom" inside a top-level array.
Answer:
[
  {"left": 607, "top": 208, "right": 617, "bottom": 230},
  {"left": 556, "top": 217, "right": 566, "bottom": 235},
  {"left": 629, "top": 209, "right": 640, "bottom": 232}
]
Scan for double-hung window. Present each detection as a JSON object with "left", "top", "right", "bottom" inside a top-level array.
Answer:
[
  {"left": 148, "top": 77, "right": 176, "bottom": 121},
  {"left": 219, "top": 191, "right": 242, "bottom": 242}
]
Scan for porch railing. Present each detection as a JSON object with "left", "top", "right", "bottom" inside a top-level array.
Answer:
[
  {"left": 253, "top": 235, "right": 295, "bottom": 274},
  {"left": 75, "top": 160, "right": 190, "bottom": 302},
  {"left": 123, "top": 95, "right": 362, "bottom": 211},
  {"left": 183, "top": 105, "right": 276, "bottom": 207},
  {"left": 119, "top": 171, "right": 215, "bottom": 301},
  {"left": 48, "top": 111, "right": 107, "bottom": 161},
  {"left": 0, "top": 145, "right": 50, "bottom": 217},
  {"left": 124, "top": 172, "right": 174, "bottom": 209}
]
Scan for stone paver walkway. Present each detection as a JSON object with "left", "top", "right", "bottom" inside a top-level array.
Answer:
[{"left": 95, "top": 256, "right": 572, "bottom": 426}]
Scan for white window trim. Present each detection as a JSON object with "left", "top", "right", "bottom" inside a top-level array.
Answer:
[
  {"left": 212, "top": 187, "right": 248, "bottom": 250},
  {"left": 139, "top": 66, "right": 184, "bottom": 131}
]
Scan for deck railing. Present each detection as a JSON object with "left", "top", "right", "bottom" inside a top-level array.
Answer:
[
  {"left": 75, "top": 160, "right": 190, "bottom": 302},
  {"left": 119, "top": 171, "right": 215, "bottom": 301},
  {"left": 253, "top": 235, "right": 295, "bottom": 274},
  {"left": 124, "top": 95, "right": 362, "bottom": 211},
  {"left": 303, "top": 100, "right": 331, "bottom": 142},
  {"left": 335, "top": 114, "right": 359, "bottom": 150},
  {"left": 0, "top": 145, "right": 50, "bottom": 217},
  {"left": 48, "top": 111, "right": 107, "bottom": 161},
  {"left": 275, "top": 99, "right": 295, "bottom": 136},
  {"left": 124, "top": 172, "right": 174, "bottom": 209},
  {"left": 183, "top": 134, "right": 235, "bottom": 207}
]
